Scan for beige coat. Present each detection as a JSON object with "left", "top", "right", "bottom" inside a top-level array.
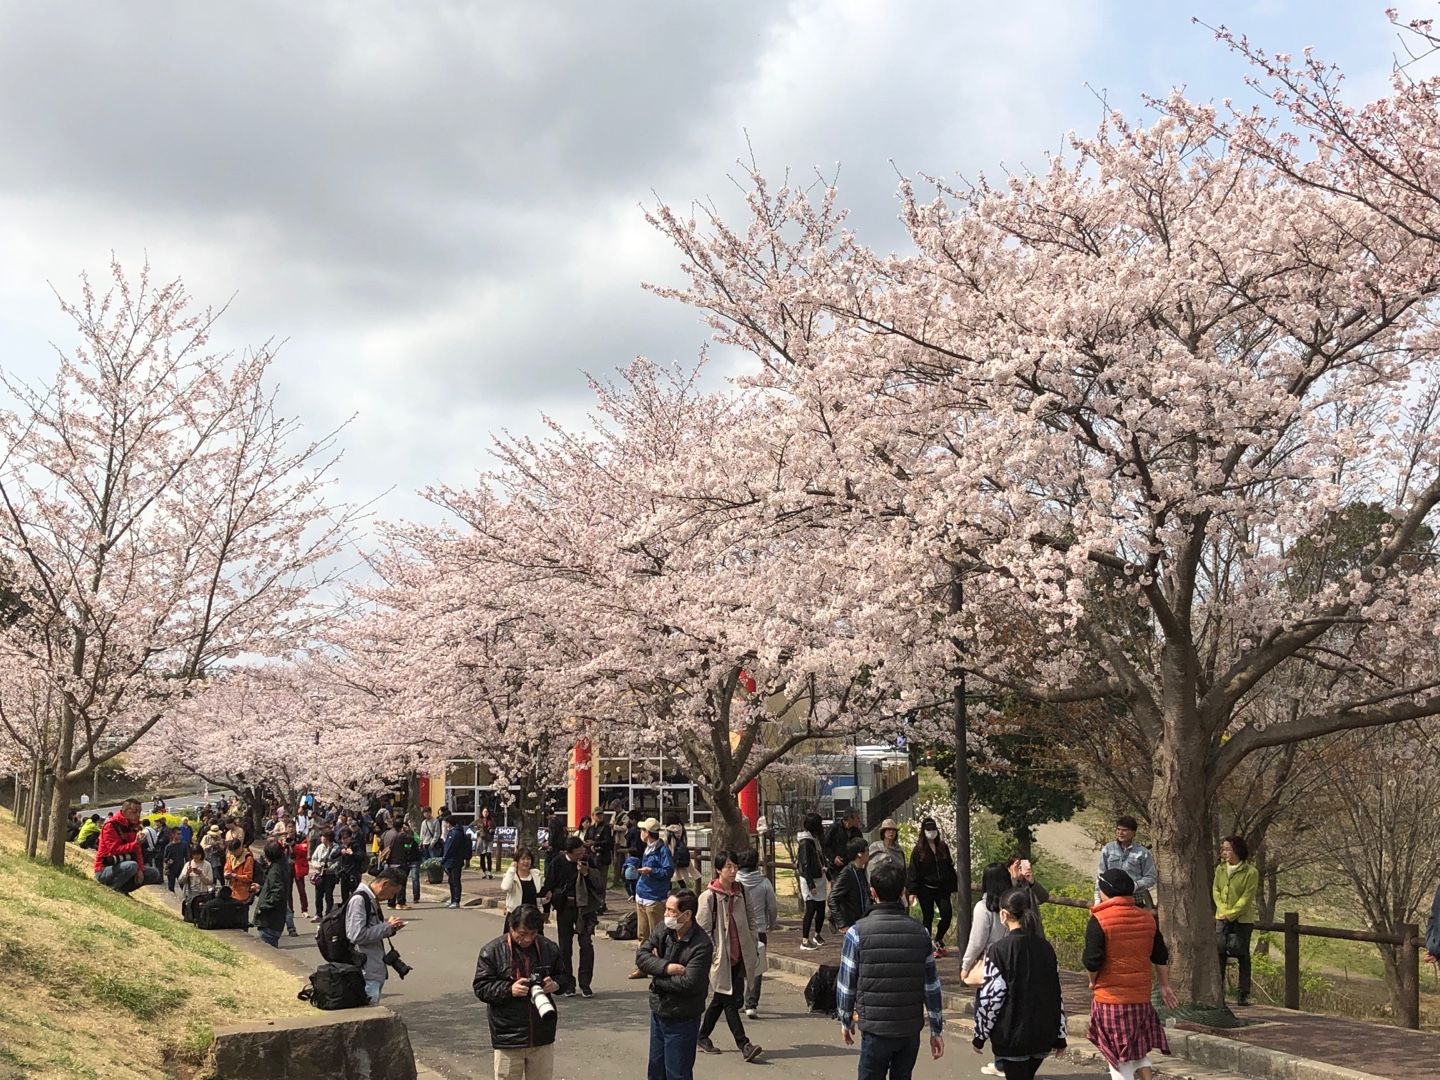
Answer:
[
  {"left": 501, "top": 864, "right": 545, "bottom": 913},
  {"left": 697, "top": 881, "right": 760, "bottom": 995}
]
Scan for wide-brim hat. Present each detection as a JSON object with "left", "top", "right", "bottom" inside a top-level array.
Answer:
[{"left": 879, "top": 818, "right": 899, "bottom": 832}]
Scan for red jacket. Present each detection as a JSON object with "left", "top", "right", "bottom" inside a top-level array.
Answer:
[
  {"left": 94, "top": 811, "right": 144, "bottom": 875},
  {"left": 291, "top": 839, "right": 309, "bottom": 877}
]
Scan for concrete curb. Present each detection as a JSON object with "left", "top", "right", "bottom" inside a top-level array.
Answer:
[{"left": 1169, "top": 1029, "right": 1388, "bottom": 1080}]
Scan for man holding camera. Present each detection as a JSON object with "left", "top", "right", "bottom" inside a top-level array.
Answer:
[
  {"left": 540, "top": 835, "right": 606, "bottom": 998},
  {"left": 93, "top": 798, "right": 163, "bottom": 894},
  {"left": 346, "top": 866, "right": 409, "bottom": 1005},
  {"left": 474, "top": 904, "right": 573, "bottom": 1080}
]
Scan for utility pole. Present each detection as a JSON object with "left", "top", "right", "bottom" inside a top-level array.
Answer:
[{"left": 950, "top": 566, "right": 973, "bottom": 948}]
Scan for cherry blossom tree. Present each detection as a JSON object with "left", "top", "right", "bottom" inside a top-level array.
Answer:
[
  {"left": 0, "top": 262, "right": 355, "bottom": 864},
  {"left": 340, "top": 548, "right": 582, "bottom": 845},
  {"left": 644, "top": 20, "right": 1440, "bottom": 1002},
  {"left": 127, "top": 664, "right": 325, "bottom": 836},
  {"left": 374, "top": 359, "right": 945, "bottom": 851}
]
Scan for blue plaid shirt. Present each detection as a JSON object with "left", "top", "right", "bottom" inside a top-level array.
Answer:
[{"left": 835, "top": 922, "right": 944, "bottom": 1036}]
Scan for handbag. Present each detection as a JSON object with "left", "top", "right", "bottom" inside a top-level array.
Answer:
[{"left": 1217, "top": 919, "right": 1246, "bottom": 959}]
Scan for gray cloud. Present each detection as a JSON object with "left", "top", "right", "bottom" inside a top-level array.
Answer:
[{"left": 0, "top": 0, "right": 1402, "bottom": 526}]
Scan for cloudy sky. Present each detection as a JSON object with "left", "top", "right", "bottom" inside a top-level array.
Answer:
[{"left": 0, "top": 1, "right": 1405, "bottom": 528}]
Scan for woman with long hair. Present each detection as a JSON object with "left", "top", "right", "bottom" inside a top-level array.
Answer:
[
  {"left": 477, "top": 807, "right": 496, "bottom": 878},
  {"left": 907, "top": 816, "right": 958, "bottom": 957},
  {"left": 964, "top": 889, "right": 1067, "bottom": 1079},
  {"left": 796, "top": 812, "right": 829, "bottom": 950},
  {"left": 961, "top": 862, "right": 1015, "bottom": 979}
]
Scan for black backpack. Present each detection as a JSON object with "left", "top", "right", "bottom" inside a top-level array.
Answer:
[
  {"left": 317, "top": 890, "right": 375, "bottom": 963},
  {"left": 298, "top": 962, "right": 368, "bottom": 1010},
  {"left": 805, "top": 964, "right": 840, "bottom": 1015},
  {"left": 606, "top": 909, "right": 638, "bottom": 941}
]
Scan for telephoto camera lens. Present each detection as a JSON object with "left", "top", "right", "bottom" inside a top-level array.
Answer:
[{"left": 528, "top": 967, "right": 556, "bottom": 1019}]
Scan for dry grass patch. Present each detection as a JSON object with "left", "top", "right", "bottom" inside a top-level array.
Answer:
[{"left": 0, "top": 811, "right": 305, "bottom": 1078}]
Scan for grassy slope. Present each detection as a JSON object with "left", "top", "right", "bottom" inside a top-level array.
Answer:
[{"left": 0, "top": 811, "right": 305, "bottom": 1079}]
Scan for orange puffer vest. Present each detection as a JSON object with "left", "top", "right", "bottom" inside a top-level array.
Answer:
[{"left": 1092, "top": 896, "right": 1157, "bottom": 1005}]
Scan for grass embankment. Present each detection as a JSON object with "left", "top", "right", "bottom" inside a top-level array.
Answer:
[{"left": 0, "top": 811, "right": 305, "bottom": 1079}]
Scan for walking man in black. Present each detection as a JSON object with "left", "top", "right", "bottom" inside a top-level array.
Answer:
[{"left": 541, "top": 835, "right": 606, "bottom": 997}]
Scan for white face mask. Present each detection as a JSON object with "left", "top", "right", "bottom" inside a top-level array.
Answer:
[
  {"left": 664, "top": 915, "right": 681, "bottom": 931},
  {"left": 924, "top": 830, "right": 938, "bottom": 840}
]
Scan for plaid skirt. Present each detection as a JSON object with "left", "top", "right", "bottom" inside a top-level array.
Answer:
[{"left": 1088, "top": 1001, "right": 1170, "bottom": 1067}]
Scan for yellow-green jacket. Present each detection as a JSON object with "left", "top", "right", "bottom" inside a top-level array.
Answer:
[{"left": 1212, "top": 861, "right": 1259, "bottom": 924}]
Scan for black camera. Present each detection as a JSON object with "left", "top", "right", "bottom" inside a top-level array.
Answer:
[{"left": 384, "top": 944, "right": 413, "bottom": 980}]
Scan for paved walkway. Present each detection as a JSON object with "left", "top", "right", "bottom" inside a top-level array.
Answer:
[
  {"left": 141, "top": 867, "right": 1105, "bottom": 1080},
  {"left": 436, "top": 861, "right": 1433, "bottom": 1079}
]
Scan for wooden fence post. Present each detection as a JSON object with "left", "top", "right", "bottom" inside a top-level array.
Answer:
[
  {"left": 1283, "top": 912, "right": 1301, "bottom": 1010},
  {"left": 1400, "top": 922, "right": 1421, "bottom": 1030}
]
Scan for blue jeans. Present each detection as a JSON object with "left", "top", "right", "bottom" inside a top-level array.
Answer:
[
  {"left": 648, "top": 1013, "right": 701, "bottom": 1080},
  {"left": 257, "top": 925, "right": 281, "bottom": 948},
  {"left": 857, "top": 1031, "right": 920, "bottom": 1080},
  {"left": 364, "top": 978, "right": 383, "bottom": 1005},
  {"left": 96, "top": 861, "right": 162, "bottom": 894}
]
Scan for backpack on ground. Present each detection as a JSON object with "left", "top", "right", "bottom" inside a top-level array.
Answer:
[
  {"left": 805, "top": 964, "right": 840, "bottom": 1016},
  {"left": 192, "top": 893, "right": 250, "bottom": 931},
  {"left": 607, "top": 909, "right": 638, "bottom": 941},
  {"left": 317, "top": 890, "right": 375, "bottom": 963},
  {"left": 298, "top": 962, "right": 368, "bottom": 1010}
]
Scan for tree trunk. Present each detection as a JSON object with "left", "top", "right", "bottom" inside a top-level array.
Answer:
[
  {"left": 42, "top": 773, "right": 70, "bottom": 866},
  {"left": 1149, "top": 736, "right": 1223, "bottom": 1005},
  {"left": 1254, "top": 847, "right": 1277, "bottom": 957},
  {"left": 37, "top": 772, "right": 54, "bottom": 848},
  {"left": 43, "top": 695, "right": 78, "bottom": 867},
  {"left": 405, "top": 772, "right": 422, "bottom": 828},
  {"left": 1013, "top": 826, "right": 1034, "bottom": 860},
  {"left": 24, "top": 757, "right": 43, "bottom": 858},
  {"left": 244, "top": 786, "right": 267, "bottom": 840},
  {"left": 516, "top": 787, "right": 541, "bottom": 856},
  {"left": 1378, "top": 941, "right": 1408, "bottom": 1020},
  {"left": 709, "top": 785, "right": 750, "bottom": 853}
]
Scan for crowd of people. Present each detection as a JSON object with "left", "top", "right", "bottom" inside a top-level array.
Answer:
[{"left": 76, "top": 794, "right": 1253, "bottom": 1080}]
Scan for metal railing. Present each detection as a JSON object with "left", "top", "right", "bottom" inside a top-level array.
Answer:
[{"left": 1038, "top": 896, "right": 1424, "bottom": 1031}]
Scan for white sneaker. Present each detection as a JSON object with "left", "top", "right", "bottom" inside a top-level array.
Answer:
[
  {"left": 745, "top": 1008, "right": 758, "bottom": 1020},
  {"left": 980, "top": 1066, "right": 1003, "bottom": 1077},
  {"left": 800, "top": 939, "right": 820, "bottom": 951}
]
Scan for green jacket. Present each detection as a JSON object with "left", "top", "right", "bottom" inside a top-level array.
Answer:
[
  {"left": 253, "top": 859, "right": 291, "bottom": 931},
  {"left": 1212, "top": 861, "right": 1259, "bottom": 924}
]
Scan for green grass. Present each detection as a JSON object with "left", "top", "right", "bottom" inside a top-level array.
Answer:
[
  {"left": 85, "top": 973, "right": 180, "bottom": 1020},
  {"left": 0, "top": 807, "right": 306, "bottom": 1078}
]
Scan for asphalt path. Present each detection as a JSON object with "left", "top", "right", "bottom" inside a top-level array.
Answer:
[{"left": 213, "top": 888, "right": 1110, "bottom": 1080}]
